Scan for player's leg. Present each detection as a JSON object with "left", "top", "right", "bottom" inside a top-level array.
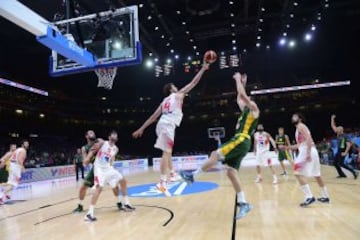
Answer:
[
  {"left": 334, "top": 153, "right": 346, "bottom": 178},
  {"left": 268, "top": 164, "right": 278, "bottom": 184},
  {"left": 310, "top": 148, "right": 330, "bottom": 203},
  {"left": 168, "top": 156, "right": 181, "bottom": 182},
  {"left": 116, "top": 176, "right": 135, "bottom": 211},
  {"left": 294, "top": 148, "right": 315, "bottom": 207},
  {"left": 0, "top": 163, "right": 20, "bottom": 203},
  {"left": 85, "top": 185, "right": 102, "bottom": 221},
  {"left": 0, "top": 184, "right": 14, "bottom": 204},
  {"left": 75, "top": 164, "right": 80, "bottom": 181},
  {"left": 154, "top": 122, "right": 175, "bottom": 194},
  {"left": 279, "top": 151, "right": 287, "bottom": 175},
  {"left": 180, "top": 150, "right": 220, "bottom": 183},
  {"left": 339, "top": 155, "right": 358, "bottom": 179},
  {"left": 255, "top": 153, "right": 263, "bottom": 183},
  {"left": 73, "top": 166, "right": 93, "bottom": 212}
]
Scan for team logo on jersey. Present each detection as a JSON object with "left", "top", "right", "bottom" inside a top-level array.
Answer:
[{"left": 128, "top": 181, "right": 218, "bottom": 198}]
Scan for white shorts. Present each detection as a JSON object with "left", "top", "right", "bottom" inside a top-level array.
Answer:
[
  {"left": 154, "top": 121, "right": 176, "bottom": 153},
  {"left": 256, "top": 150, "right": 272, "bottom": 166},
  {"left": 7, "top": 162, "right": 22, "bottom": 187},
  {"left": 294, "top": 145, "right": 321, "bottom": 177},
  {"left": 94, "top": 166, "right": 123, "bottom": 188}
]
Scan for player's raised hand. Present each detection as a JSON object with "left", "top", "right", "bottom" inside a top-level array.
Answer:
[
  {"left": 233, "top": 72, "right": 241, "bottom": 81},
  {"left": 132, "top": 129, "right": 144, "bottom": 139},
  {"left": 241, "top": 73, "right": 247, "bottom": 86},
  {"left": 331, "top": 114, "right": 336, "bottom": 120},
  {"left": 202, "top": 62, "right": 210, "bottom": 71}
]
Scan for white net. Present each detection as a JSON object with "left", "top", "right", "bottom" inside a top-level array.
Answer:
[{"left": 95, "top": 67, "right": 117, "bottom": 90}]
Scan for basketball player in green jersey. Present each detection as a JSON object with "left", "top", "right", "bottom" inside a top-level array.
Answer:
[
  {"left": 275, "top": 127, "right": 294, "bottom": 175},
  {"left": 73, "top": 130, "right": 97, "bottom": 212},
  {"left": 73, "top": 130, "right": 133, "bottom": 212},
  {"left": 181, "top": 72, "right": 259, "bottom": 220}
]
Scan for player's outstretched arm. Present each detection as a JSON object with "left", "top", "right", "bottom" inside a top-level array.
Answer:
[
  {"left": 331, "top": 114, "right": 337, "bottom": 133},
  {"left": 234, "top": 73, "right": 259, "bottom": 115},
  {"left": 132, "top": 105, "right": 162, "bottom": 138},
  {"left": 178, "top": 63, "right": 209, "bottom": 95}
]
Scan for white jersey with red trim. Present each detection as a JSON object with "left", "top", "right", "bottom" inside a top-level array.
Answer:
[
  {"left": 254, "top": 131, "right": 270, "bottom": 152},
  {"left": 10, "top": 148, "right": 25, "bottom": 165},
  {"left": 295, "top": 127, "right": 312, "bottom": 146},
  {"left": 159, "top": 93, "right": 183, "bottom": 126},
  {"left": 94, "top": 141, "right": 118, "bottom": 169}
]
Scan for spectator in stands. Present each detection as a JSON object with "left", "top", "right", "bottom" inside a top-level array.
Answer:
[{"left": 331, "top": 115, "right": 358, "bottom": 179}]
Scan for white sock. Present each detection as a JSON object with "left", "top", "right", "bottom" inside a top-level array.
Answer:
[
  {"left": 88, "top": 205, "right": 95, "bottom": 217},
  {"left": 170, "top": 170, "right": 176, "bottom": 176},
  {"left": 237, "top": 191, "right": 247, "bottom": 203},
  {"left": 300, "top": 184, "right": 313, "bottom": 199},
  {"left": 78, "top": 200, "right": 83, "bottom": 205},
  {"left": 160, "top": 175, "right": 167, "bottom": 182},
  {"left": 273, "top": 175, "right": 277, "bottom": 180},
  {"left": 320, "top": 187, "right": 329, "bottom": 198},
  {"left": 117, "top": 195, "right": 123, "bottom": 203},
  {"left": 123, "top": 195, "right": 130, "bottom": 205},
  {"left": 193, "top": 168, "right": 202, "bottom": 176}
]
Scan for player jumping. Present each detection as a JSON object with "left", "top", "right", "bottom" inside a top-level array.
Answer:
[
  {"left": 181, "top": 72, "right": 259, "bottom": 219},
  {"left": 132, "top": 62, "right": 209, "bottom": 195}
]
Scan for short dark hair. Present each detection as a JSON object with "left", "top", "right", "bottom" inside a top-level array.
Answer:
[
  {"left": 163, "top": 83, "right": 174, "bottom": 96},
  {"left": 20, "top": 139, "right": 28, "bottom": 146},
  {"left": 295, "top": 112, "right": 306, "bottom": 123},
  {"left": 278, "top": 127, "right": 284, "bottom": 130},
  {"left": 109, "top": 130, "right": 117, "bottom": 136}
]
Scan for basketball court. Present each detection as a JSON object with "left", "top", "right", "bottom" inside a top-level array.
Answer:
[
  {"left": 1, "top": 1, "right": 360, "bottom": 240},
  {"left": 0, "top": 163, "right": 359, "bottom": 240}
]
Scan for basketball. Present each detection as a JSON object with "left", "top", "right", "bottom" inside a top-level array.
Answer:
[{"left": 204, "top": 50, "right": 217, "bottom": 64}]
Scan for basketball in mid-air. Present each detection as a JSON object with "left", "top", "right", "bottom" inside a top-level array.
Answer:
[{"left": 204, "top": 50, "right": 217, "bottom": 64}]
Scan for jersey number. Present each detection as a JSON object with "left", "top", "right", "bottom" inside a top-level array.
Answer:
[{"left": 163, "top": 100, "right": 171, "bottom": 113}]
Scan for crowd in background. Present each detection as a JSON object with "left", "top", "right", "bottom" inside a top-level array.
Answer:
[{"left": 0, "top": 129, "right": 359, "bottom": 170}]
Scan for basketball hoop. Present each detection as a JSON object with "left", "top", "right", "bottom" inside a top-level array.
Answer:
[{"left": 95, "top": 67, "right": 117, "bottom": 90}]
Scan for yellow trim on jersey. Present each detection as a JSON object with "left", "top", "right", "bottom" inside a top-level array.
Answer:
[
  {"left": 220, "top": 134, "right": 249, "bottom": 156},
  {"left": 285, "top": 150, "right": 292, "bottom": 160},
  {"left": 241, "top": 112, "right": 255, "bottom": 135}
]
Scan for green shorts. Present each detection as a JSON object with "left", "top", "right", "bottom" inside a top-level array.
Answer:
[
  {"left": 83, "top": 166, "right": 94, "bottom": 188},
  {"left": 278, "top": 150, "right": 291, "bottom": 161},
  {"left": 0, "top": 168, "right": 9, "bottom": 183},
  {"left": 218, "top": 133, "right": 251, "bottom": 170}
]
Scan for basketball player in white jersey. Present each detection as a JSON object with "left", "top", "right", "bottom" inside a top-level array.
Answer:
[
  {"left": 280, "top": 113, "right": 330, "bottom": 206},
  {"left": 83, "top": 131, "right": 134, "bottom": 221},
  {"left": 132, "top": 63, "right": 209, "bottom": 194},
  {"left": 254, "top": 124, "right": 278, "bottom": 184},
  {"left": 0, "top": 140, "right": 29, "bottom": 204}
]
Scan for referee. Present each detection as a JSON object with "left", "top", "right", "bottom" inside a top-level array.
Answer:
[
  {"left": 331, "top": 115, "right": 358, "bottom": 179},
  {"left": 74, "top": 148, "right": 84, "bottom": 181}
]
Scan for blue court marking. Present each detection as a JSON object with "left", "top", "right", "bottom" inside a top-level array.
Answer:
[{"left": 128, "top": 181, "right": 219, "bottom": 198}]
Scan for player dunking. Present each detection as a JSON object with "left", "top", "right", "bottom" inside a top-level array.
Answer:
[
  {"left": 275, "top": 127, "right": 294, "bottom": 175},
  {"left": 132, "top": 63, "right": 209, "bottom": 194},
  {"left": 280, "top": 113, "right": 330, "bottom": 206},
  {"left": 181, "top": 72, "right": 259, "bottom": 219},
  {"left": 254, "top": 124, "right": 278, "bottom": 184},
  {"left": 73, "top": 130, "right": 132, "bottom": 213},
  {"left": 0, "top": 140, "right": 29, "bottom": 204},
  {"left": 84, "top": 131, "right": 134, "bottom": 221}
]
